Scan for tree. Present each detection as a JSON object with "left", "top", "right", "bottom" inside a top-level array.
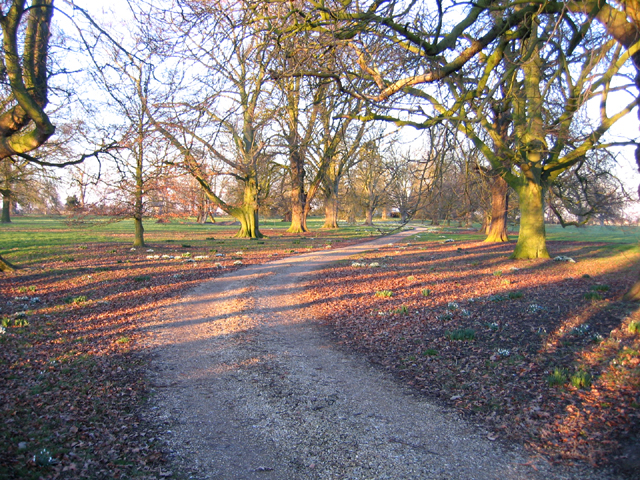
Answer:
[
  {"left": 138, "top": 0, "right": 278, "bottom": 238},
  {"left": 0, "top": 0, "right": 55, "bottom": 272},
  {"left": 292, "top": 1, "right": 638, "bottom": 258}
]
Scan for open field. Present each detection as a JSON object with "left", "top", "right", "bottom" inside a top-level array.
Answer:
[{"left": 1, "top": 216, "right": 639, "bottom": 478}]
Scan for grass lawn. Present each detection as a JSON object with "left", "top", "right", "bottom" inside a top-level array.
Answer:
[{"left": 1, "top": 215, "right": 639, "bottom": 478}]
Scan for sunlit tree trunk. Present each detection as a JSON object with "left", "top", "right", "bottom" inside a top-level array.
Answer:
[
  {"left": 363, "top": 207, "right": 373, "bottom": 226},
  {"left": 511, "top": 179, "right": 549, "bottom": 259},
  {"left": 233, "top": 176, "right": 263, "bottom": 238},
  {"left": 484, "top": 175, "right": 509, "bottom": 242},
  {"left": 288, "top": 150, "right": 308, "bottom": 233},
  {"left": 323, "top": 183, "right": 340, "bottom": 229}
]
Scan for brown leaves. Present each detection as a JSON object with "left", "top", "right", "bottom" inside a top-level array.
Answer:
[{"left": 305, "top": 239, "right": 640, "bottom": 474}]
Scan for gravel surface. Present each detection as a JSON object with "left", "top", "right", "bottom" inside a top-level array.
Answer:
[{"left": 144, "top": 229, "right": 605, "bottom": 479}]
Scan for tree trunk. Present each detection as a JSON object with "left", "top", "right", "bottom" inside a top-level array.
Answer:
[
  {"left": 623, "top": 53, "right": 640, "bottom": 300},
  {"left": 381, "top": 206, "right": 389, "bottom": 220},
  {"left": 323, "top": 183, "right": 340, "bottom": 229},
  {"left": 363, "top": 207, "right": 373, "bottom": 226},
  {"left": 288, "top": 150, "right": 308, "bottom": 233},
  {"left": 511, "top": 179, "right": 549, "bottom": 259},
  {"left": 133, "top": 217, "right": 145, "bottom": 247},
  {"left": 0, "top": 254, "right": 15, "bottom": 272},
  {"left": 484, "top": 175, "right": 509, "bottom": 242},
  {"left": 1, "top": 190, "right": 10, "bottom": 224},
  {"left": 233, "top": 178, "right": 263, "bottom": 238}
]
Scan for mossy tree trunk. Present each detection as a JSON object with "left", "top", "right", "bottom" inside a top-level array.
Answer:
[
  {"left": 232, "top": 177, "right": 263, "bottom": 238},
  {"left": 511, "top": 178, "right": 549, "bottom": 259},
  {"left": 0, "top": 254, "right": 15, "bottom": 272},
  {"left": 484, "top": 175, "right": 509, "bottom": 242}
]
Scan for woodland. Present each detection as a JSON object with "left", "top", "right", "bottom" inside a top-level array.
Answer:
[{"left": 1, "top": 0, "right": 640, "bottom": 478}]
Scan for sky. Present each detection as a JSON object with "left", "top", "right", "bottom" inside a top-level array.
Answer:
[{"left": 60, "top": 0, "right": 640, "bottom": 213}]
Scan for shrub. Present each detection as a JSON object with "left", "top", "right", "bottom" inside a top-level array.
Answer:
[
  {"left": 547, "top": 368, "right": 568, "bottom": 387},
  {"left": 446, "top": 328, "right": 476, "bottom": 341},
  {"left": 570, "top": 370, "right": 593, "bottom": 389},
  {"left": 66, "top": 295, "right": 87, "bottom": 304},
  {"left": 375, "top": 290, "right": 393, "bottom": 298},
  {"left": 390, "top": 305, "right": 409, "bottom": 315},
  {"left": 584, "top": 292, "right": 602, "bottom": 301}
]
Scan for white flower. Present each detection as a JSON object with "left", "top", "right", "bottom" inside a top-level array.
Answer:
[
  {"left": 194, "top": 255, "right": 209, "bottom": 260},
  {"left": 146, "top": 249, "right": 154, "bottom": 252},
  {"left": 351, "top": 262, "right": 363, "bottom": 267},
  {"left": 14, "top": 296, "right": 28, "bottom": 301},
  {"left": 369, "top": 262, "right": 380, "bottom": 268},
  {"left": 0, "top": 326, "right": 5, "bottom": 335},
  {"left": 130, "top": 248, "right": 136, "bottom": 251},
  {"left": 553, "top": 255, "right": 576, "bottom": 263},
  {"left": 235, "top": 251, "right": 243, "bottom": 256},
  {"left": 528, "top": 304, "right": 545, "bottom": 313},
  {"left": 161, "top": 254, "right": 173, "bottom": 259},
  {"left": 496, "top": 348, "right": 511, "bottom": 357},
  {"left": 214, "top": 262, "right": 224, "bottom": 268},
  {"left": 233, "top": 260, "right": 243, "bottom": 265}
]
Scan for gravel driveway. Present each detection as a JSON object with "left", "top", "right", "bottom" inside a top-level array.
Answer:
[{"left": 144, "top": 229, "right": 601, "bottom": 479}]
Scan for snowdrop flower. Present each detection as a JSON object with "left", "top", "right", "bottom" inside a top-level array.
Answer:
[
  {"left": 146, "top": 249, "right": 154, "bottom": 252},
  {"left": 351, "top": 262, "right": 363, "bottom": 267},
  {"left": 496, "top": 348, "right": 510, "bottom": 357},
  {"left": 233, "top": 260, "right": 243, "bottom": 265},
  {"left": 369, "top": 262, "right": 380, "bottom": 268},
  {"left": 194, "top": 255, "right": 209, "bottom": 260},
  {"left": 146, "top": 255, "right": 160, "bottom": 259},
  {"left": 161, "top": 254, "right": 172, "bottom": 259},
  {"left": 235, "top": 251, "right": 243, "bottom": 256},
  {"left": 0, "top": 326, "right": 5, "bottom": 335},
  {"left": 130, "top": 248, "right": 136, "bottom": 251},
  {"left": 528, "top": 304, "right": 545, "bottom": 313},
  {"left": 214, "top": 262, "right": 224, "bottom": 268},
  {"left": 553, "top": 255, "right": 576, "bottom": 263}
]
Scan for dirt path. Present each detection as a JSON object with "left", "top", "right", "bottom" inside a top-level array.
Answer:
[{"left": 145, "top": 230, "right": 588, "bottom": 479}]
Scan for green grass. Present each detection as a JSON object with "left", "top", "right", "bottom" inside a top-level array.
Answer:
[
  {"left": 0, "top": 215, "right": 391, "bottom": 266},
  {"left": 445, "top": 328, "right": 476, "bottom": 341}
]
